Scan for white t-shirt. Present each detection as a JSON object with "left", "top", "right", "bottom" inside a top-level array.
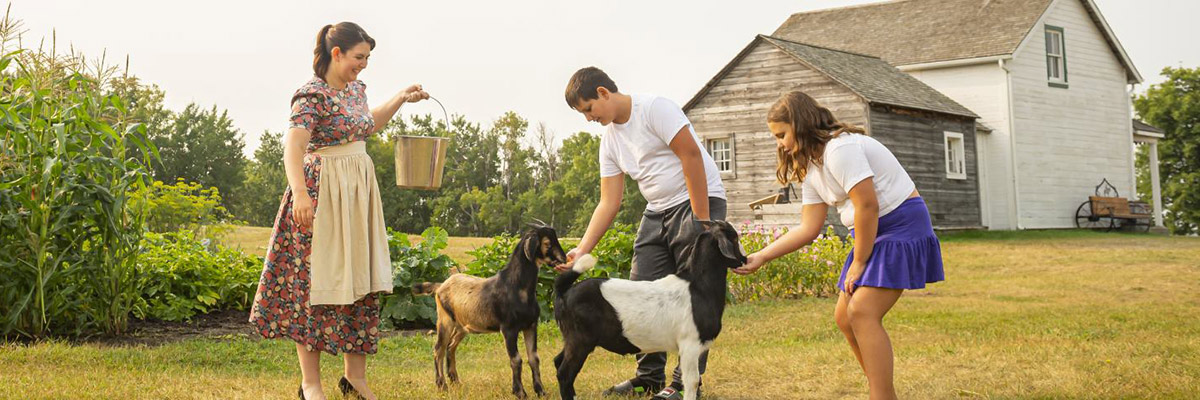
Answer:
[
  {"left": 599, "top": 94, "right": 726, "bottom": 212},
  {"left": 801, "top": 133, "right": 916, "bottom": 227}
]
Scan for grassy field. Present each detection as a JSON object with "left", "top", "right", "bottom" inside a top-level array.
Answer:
[{"left": 2, "top": 230, "right": 1199, "bottom": 399}]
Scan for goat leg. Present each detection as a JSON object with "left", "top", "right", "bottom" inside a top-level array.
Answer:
[
  {"left": 678, "top": 343, "right": 705, "bottom": 400},
  {"left": 555, "top": 343, "right": 592, "bottom": 400},
  {"left": 434, "top": 325, "right": 448, "bottom": 389},
  {"left": 446, "top": 327, "right": 466, "bottom": 383},
  {"left": 503, "top": 328, "right": 527, "bottom": 399},
  {"left": 523, "top": 327, "right": 545, "bottom": 396}
]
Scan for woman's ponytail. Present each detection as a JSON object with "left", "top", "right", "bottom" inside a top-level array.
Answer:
[{"left": 313, "top": 24, "right": 334, "bottom": 78}]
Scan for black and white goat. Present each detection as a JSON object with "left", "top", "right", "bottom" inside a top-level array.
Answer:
[
  {"left": 552, "top": 220, "right": 746, "bottom": 400},
  {"left": 413, "top": 225, "right": 567, "bottom": 398}
]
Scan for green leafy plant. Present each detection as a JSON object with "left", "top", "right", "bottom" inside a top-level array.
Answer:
[
  {"left": 134, "top": 232, "right": 261, "bottom": 322},
  {"left": 379, "top": 227, "right": 455, "bottom": 329},
  {"left": 462, "top": 223, "right": 637, "bottom": 320},
  {"left": 130, "top": 178, "right": 240, "bottom": 237},
  {"left": 729, "top": 225, "right": 851, "bottom": 302}
]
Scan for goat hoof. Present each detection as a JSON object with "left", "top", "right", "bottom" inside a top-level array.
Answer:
[
  {"left": 514, "top": 389, "right": 528, "bottom": 399},
  {"left": 435, "top": 380, "right": 447, "bottom": 390},
  {"left": 534, "top": 386, "right": 546, "bottom": 397}
]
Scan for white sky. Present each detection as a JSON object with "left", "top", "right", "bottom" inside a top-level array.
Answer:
[{"left": 15, "top": 0, "right": 1200, "bottom": 156}]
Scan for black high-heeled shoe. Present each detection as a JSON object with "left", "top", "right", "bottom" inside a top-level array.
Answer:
[{"left": 339, "top": 377, "right": 366, "bottom": 400}]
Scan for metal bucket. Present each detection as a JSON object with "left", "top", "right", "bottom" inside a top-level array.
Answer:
[{"left": 394, "top": 135, "right": 449, "bottom": 190}]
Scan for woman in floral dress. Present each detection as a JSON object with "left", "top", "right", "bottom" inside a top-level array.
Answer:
[{"left": 249, "top": 21, "right": 429, "bottom": 400}]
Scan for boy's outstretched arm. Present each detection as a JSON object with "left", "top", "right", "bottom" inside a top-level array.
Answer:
[
  {"left": 669, "top": 126, "right": 710, "bottom": 220},
  {"left": 555, "top": 175, "right": 624, "bottom": 271}
]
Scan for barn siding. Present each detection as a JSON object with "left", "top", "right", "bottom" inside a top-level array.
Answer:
[
  {"left": 867, "top": 105, "right": 982, "bottom": 228},
  {"left": 688, "top": 40, "right": 868, "bottom": 224}
]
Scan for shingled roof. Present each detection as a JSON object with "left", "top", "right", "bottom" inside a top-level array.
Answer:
[
  {"left": 685, "top": 35, "right": 978, "bottom": 119},
  {"left": 1133, "top": 119, "right": 1164, "bottom": 134},
  {"left": 772, "top": 0, "right": 1141, "bottom": 83}
]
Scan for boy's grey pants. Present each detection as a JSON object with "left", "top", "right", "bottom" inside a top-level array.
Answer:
[{"left": 629, "top": 197, "right": 727, "bottom": 386}]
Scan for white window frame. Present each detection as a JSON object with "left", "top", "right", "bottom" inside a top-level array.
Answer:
[
  {"left": 705, "top": 136, "right": 735, "bottom": 178},
  {"left": 944, "top": 131, "right": 966, "bottom": 180},
  {"left": 1045, "top": 25, "right": 1068, "bottom": 87}
]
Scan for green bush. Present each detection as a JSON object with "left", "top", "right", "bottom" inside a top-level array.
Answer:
[
  {"left": 729, "top": 225, "right": 850, "bottom": 302},
  {"left": 462, "top": 223, "right": 637, "bottom": 320},
  {"left": 379, "top": 227, "right": 455, "bottom": 329},
  {"left": 131, "top": 178, "right": 239, "bottom": 234},
  {"left": 135, "top": 232, "right": 261, "bottom": 322}
]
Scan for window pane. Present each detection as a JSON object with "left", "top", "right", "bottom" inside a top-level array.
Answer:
[
  {"left": 945, "top": 135, "right": 965, "bottom": 176},
  {"left": 708, "top": 139, "right": 732, "bottom": 173}
]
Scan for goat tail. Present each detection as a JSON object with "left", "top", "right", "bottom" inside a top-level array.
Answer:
[
  {"left": 554, "top": 254, "right": 597, "bottom": 298},
  {"left": 412, "top": 282, "right": 441, "bottom": 295}
]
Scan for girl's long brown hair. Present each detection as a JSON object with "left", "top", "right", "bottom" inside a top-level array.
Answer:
[{"left": 768, "top": 91, "right": 865, "bottom": 184}]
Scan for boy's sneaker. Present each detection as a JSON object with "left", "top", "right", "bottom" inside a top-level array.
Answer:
[
  {"left": 603, "top": 378, "right": 663, "bottom": 397},
  {"left": 651, "top": 383, "right": 700, "bottom": 400}
]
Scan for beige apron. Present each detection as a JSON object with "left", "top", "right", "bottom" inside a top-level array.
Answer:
[{"left": 308, "top": 141, "right": 393, "bottom": 305}]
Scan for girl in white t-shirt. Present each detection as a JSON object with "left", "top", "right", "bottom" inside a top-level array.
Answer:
[{"left": 734, "top": 91, "right": 944, "bottom": 400}]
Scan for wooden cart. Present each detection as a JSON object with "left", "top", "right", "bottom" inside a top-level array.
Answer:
[{"left": 1074, "top": 178, "right": 1152, "bottom": 232}]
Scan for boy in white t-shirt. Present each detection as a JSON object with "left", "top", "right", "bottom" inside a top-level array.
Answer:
[{"left": 553, "top": 67, "right": 726, "bottom": 399}]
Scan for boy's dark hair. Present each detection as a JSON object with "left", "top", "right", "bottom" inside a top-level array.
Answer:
[{"left": 564, "top": 67, "right": 618, "bottom": 109}]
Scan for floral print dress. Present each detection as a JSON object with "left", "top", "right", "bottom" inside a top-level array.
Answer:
[{"left": 248, "top": 77, "right": 385, "bottom": 355}]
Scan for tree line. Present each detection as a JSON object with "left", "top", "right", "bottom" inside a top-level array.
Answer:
[{"left": 111, "top": 77, "right": 648, "bottom": 237}]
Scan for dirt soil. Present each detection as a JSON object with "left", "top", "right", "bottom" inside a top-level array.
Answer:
[{"left": 70, "top": 310, "right": 432, "bottom": 348}]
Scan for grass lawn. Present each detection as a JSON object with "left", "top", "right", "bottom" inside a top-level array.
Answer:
[{"left": 3, "top": 230, "right": 1199, "bottom": 399}]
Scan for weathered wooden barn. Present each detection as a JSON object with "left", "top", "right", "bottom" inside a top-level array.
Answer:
[{"left": 685, "top": 35, "right": 982, "bottom": 230}]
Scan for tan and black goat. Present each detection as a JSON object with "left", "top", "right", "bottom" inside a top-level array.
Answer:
[{"left": 413, "top": 224, "right": 567, "bottom": 398}]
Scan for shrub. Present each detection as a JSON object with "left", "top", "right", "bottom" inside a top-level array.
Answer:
[
  {"left": 462, "top": 223, "right": 637, "bottom": 320},
  {"left": 379, "top": 227, "right": 455, "bottom": 329},
  {"left": 131, "top": 178, "right": 239, "bottom": 235},
  {"left": 729, "top": 225, "right": 850, "bottom": 302},
  {"left": 135, "top": 232, "right": 261, "bottom": 322}
]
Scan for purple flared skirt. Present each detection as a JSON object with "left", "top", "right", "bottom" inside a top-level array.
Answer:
[{"left": 839, "top": 197, "right": 944, "bottom": 291}]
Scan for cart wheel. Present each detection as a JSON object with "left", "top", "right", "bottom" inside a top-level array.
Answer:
[{"left": 1075, "top": 201, "right": 1113, "bottom": 231}]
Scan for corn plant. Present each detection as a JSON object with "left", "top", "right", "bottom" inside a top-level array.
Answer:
[{"left": 0, "top": 9, "right": 157, "bottom": 338}]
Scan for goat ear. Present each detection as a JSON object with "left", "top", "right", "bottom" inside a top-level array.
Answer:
[
  {"left": 523, "top": 232, "right": 539, "bottom": 261},
  {"left": 716, "top": 229, "right": 743, "bottom": 262}
]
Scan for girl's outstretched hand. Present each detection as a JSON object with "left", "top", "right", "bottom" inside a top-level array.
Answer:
[{"left": 733, "top": 252, "right": 766, "bottom": 275}]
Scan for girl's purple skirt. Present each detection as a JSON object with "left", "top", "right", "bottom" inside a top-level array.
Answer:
[{"left": 839, "top": 197, "right": 944, "bottom": 291}]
